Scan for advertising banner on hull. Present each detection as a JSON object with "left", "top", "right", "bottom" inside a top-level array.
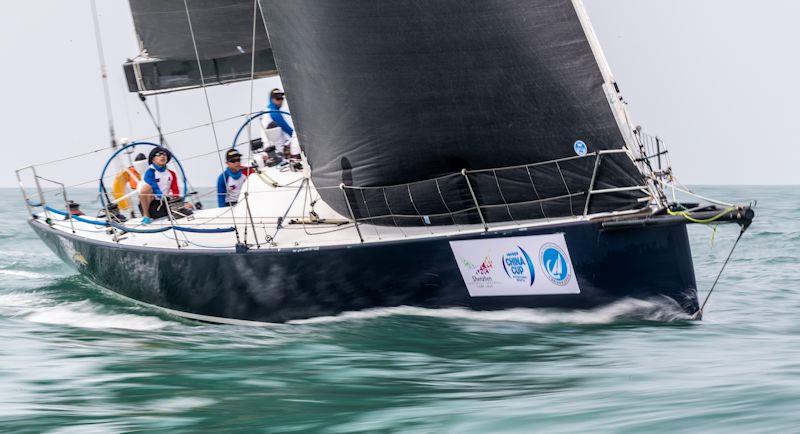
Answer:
[{"left": 449, "top": 233, "right": 581, "bottom": 297}]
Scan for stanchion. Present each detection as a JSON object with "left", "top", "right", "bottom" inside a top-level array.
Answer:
[
  {"left": 461, "top": 169, "right": 488, "bottom": 232},
  {"left": 340, "top": 184, "right": 364, "bottom": 243}
]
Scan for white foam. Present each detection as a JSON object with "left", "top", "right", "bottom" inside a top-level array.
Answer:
[
  {"left": 144, "top": 397, "right": 217, "bottom": 413},
  {"left": 289, "top": 298, "right": 688, "bottom": 325},
  {"left": 26, "top": 301, "right": 170, "bottom": 331},
  {"left": 0, "top": 292, "right": 42, "bottom": 309},
  {"left": 0, "top": 269, "right": 46, "bottom": 279}
]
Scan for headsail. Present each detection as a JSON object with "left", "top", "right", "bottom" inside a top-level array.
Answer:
[
  {"left": 124, "top": 0, "right": 277, "bottom": 94},
  {"left": 262, "top": 0, "right": 649, "bottom": 225}
]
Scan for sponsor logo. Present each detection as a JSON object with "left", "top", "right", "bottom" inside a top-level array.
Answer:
[
  {"left": 450, "top": 234, "right": 580, "bottom": 296},
  {"left": 475, "top": 256, "right": 494, "bottom": 276},
  {"left": 502, "top": 247, "right": 535, "bottom": 286},
  {"left": 539, "top": 243, "right": 571, "bottom": 286},
  {"left": 574, "top": 140, "right": 588, "bottom": 156},
  {"left": 473, "top": 256, "right": 494, "bottom": 281}
]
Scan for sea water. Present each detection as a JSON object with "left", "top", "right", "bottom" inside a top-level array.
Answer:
[{"left": 0, "top": 186, "right": 797, "bottom": 433}]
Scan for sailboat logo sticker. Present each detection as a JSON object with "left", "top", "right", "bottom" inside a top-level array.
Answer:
[
  {"left": 540, "top": 243, "right": 571, "bottom": 286},
  {"left": 574, "top": 140, "right": 588, "bottom": 156}
]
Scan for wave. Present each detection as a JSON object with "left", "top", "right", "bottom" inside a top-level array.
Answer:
[
  {"left": 289, "top": 298, "right": 689, "bottom": 326},
  {"left": 24, "top": 300, "right": 171, "bottom": 331},
  {"left": 0, "top": 291, "right": 43, "bottom": 311},
  {"left": 0, "top": 250, "right": 65, "bottom": 275},
  {"left": 0, "top": 269, "right": 47, "bottom": 279}
]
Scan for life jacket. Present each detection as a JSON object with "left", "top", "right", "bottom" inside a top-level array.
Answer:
[
  {"left": 111, "top": 167, "right": 142, "bottom": 211},
  {"left": 126, "top": 167, "right": 141, "bottom": 189}
]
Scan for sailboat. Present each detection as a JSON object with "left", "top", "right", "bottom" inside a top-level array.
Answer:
[{"left": 18, "top": 0, "right": 753, "bottom": 324}]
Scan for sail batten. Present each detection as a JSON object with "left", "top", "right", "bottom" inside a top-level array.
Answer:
[
  {"left": 124, "top": 0, "right": 277, "bottom": 94},
  {"left": 262, "top": 0, "right": 647, "bottom": 224}
]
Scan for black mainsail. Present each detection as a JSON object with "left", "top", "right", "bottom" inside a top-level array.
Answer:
[
  {"left": 262, "top": 0, "right": 649, "bottom": 225},
  {"left": 124, "top": 0, "right": 277, "bottom": 94}
]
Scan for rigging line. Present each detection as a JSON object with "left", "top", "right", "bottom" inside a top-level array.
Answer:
[
  {"left": 243, "top": 0, "right": 259, "bottom": 245},
  {"left": 139, "top": 113, "right": 248, "bottom": 142},
  {"left": 247, "top": 0, "right": 259, "bottom": 148},
  {"left": 182, "top": 0, "right": 240, "bottom": 239},
  {"left": 137, "top": 93, "right": 203, "bottom": 205},
  {"left": 181, "top": 0, "right": 224, "bottom": 171},
  {"left": 138, "top": 93, "right": 167, "bottom": 145},
  {"left": 29, "top": 114, "right": 249, "bottom": 169},
  {"left": 119, "top": 76, "right": 135, "bottom": 142},
  {"left": 271, "top": 179, "right": 307, "bottom": 241},
  {"left": 155, "top": 95, "right": 163, "bottom": 134},
  {"left": 653, "top": 178, "right": 734, "bottom": 208},
  {"left": 89, "top": 0, "right": 117, "bottom": 149},
  {"left": 691, "top": 228, "right": 746, "bottom": 320},
  {"left": 257, "top": 1, "right": 271, "bottom": 47}
]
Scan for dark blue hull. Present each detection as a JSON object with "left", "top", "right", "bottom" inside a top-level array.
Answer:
[{"left": 29, "top": 218, "right": 698, "bottom": 323}]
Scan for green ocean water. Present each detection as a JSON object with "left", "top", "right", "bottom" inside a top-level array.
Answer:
[{"left": 0, "top": 186, "right": 797, "bottom": 433}]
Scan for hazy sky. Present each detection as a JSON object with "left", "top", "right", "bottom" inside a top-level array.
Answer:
[{"left": 1, "top": 0, "right": 798, "bottom": 190}]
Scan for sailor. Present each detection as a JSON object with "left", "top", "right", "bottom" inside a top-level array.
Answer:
[
  {"left": 139, "top": 147, "right": 181, "bottom": 224},
  {"left": 217, "top": 149, "right": 256, "bottom": 208},
  {"left": 261, "top": 88, "right": 301, "bottom": 159},
  {"left": 111, "top": 153, "right": 149, "bottom": 216}
]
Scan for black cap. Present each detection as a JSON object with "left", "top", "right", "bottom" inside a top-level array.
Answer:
[
  {"left": 270, "top": 88, "right": 285, "bottom": 99},
  {"left": 225, "top": 149, "right": 243, "bottom": 163},
  {"left": 134, "top": 153, "right": 147, "bottom": 161},
  {"left": 148, "top": 146, "right": 172, "bottom": 164}
]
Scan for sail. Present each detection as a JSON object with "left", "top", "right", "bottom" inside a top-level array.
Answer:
[
  {"left": 262, "top": 0, "right": 649, "bottom": 225},
  {"left": 124, "top": 0, "right": 277, "bottom": 94}
]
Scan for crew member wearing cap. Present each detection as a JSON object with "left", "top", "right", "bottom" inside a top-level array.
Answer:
[
  {"left": 261, "top": 89, "right": 301, "bottom": 159},
  {"left": 217, "top": 149, "right": 257, "bottom": 208},
  {"left": 140, "top": 146, "right": 181, "bottom": 224}
]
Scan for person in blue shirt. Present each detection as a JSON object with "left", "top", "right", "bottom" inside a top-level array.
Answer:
[
  {"left": 267, "top": 88, "right": 293, "bottom": 137},
  {"left": 217, "top": 149, "right": 256, "bottom": 208},
  {"left": 261, "top": 89, "right": 301, "bottom": 159}
]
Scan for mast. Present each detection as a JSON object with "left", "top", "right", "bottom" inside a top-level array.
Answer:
[{"left": 89, "top": 0, "right": 117, "bottom": 150}]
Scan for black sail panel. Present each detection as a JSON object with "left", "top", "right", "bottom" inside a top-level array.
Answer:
[
  {"left": 125, "top": 0, "right": 277, "bottom": 93},
  {"left": 262, "top": 0, "right": 648, "bottom": 224}
]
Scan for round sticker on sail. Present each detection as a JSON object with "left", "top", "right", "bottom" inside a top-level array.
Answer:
[
  {"left": 574, "top": 140, "right": 588, "bottom": 156},
  {"left": 539, "top": 243, "right": 572, "bottom": 286}
]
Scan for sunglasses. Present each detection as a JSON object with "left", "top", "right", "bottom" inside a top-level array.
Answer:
[
  {"left": 154, "top": 152, "right": 167, "bottom": 157},
  {"left": 229, "top": 158, "right": 242, "bottom": 163},
  {"left": 273, "top": 96, "right": 284, "bottom": 101}
]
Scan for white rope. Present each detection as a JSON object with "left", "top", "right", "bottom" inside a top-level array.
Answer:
[{"left": 653, "top": 178, "right": 734, "bottom": 208}]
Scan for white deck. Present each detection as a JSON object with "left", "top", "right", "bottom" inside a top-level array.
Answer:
[{"left": 37, "top": 165, "right": 649, "bottom": 252}]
